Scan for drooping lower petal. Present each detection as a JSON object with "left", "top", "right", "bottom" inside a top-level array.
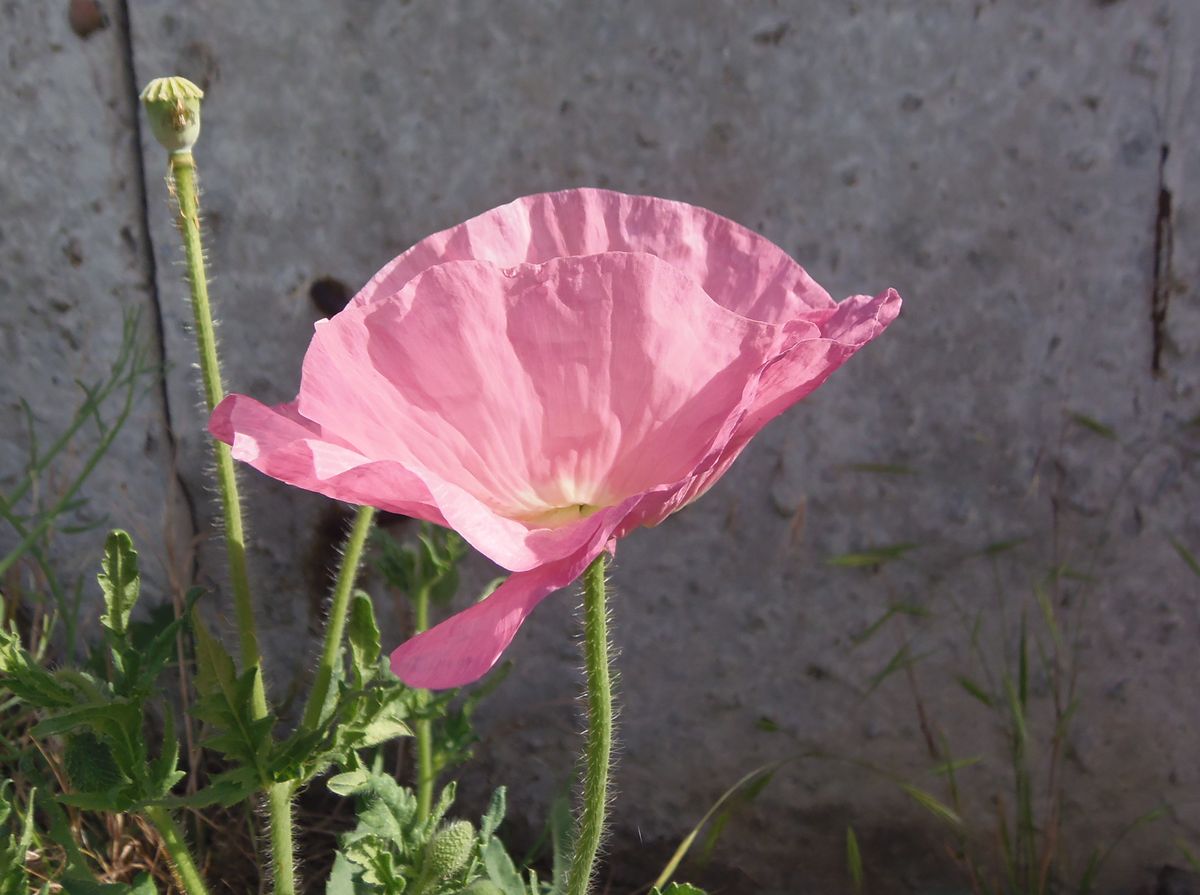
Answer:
[{"left": 390, "top": 546, "right": 605, "bottom": 689}]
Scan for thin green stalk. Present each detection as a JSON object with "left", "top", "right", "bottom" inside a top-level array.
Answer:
[
  {"left": 142, "top": 77, "right": 288, "bottom": 895},
  {"left": 3, "top": 311, "right": 140, "bottom": 511},
  {"left": 267, "top": 783, "right": 296, "bottom": 895},
  {"left": 143, "top": 804, "right": 211, "bottom": 895},
  {"left": 300, "top": 505, "right": 377, "bottom": 731},
  {"left": 566, "top": 554, "right": 613, "bottom": 895},
  {"left": 0, "top": 364, "right": 139, "bottom": 579},
  {"left": 169, "top": 152, "right": 267, "bottom": 719},
  {"left": 414, "top": 582, "right": 434, "bottom": 822},
  {"left": 174, "top": 145, "right": 297, "bottom": 895}
]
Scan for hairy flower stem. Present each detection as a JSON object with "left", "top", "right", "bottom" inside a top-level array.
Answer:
[
  {"left": 143, "top": 805, "right": 211, "bottom": 895},
  {"left": 267, "top": 783, "right": 296, "bottom": 895},
  {"left": 171, "top": 152, "right": 297, "bottom": 894},
  {"left": 300, "top": 505, "right": 377, "bottom": 732},
  {"left": 168, "top": 153, "right": 267, "bottom": 719},
  {"left": 143, "top": 79, "right": 294, "bottom": 895},
  {"left": 566, "top": 554, "right": 613, "bottom": 895},
  {"left": 414, "top": 582, "right": 434, "bottom": 822}
]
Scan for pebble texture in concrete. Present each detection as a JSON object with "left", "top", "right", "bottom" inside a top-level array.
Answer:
[{"left": 3, "top": 1, "right": 1198, "bottom": 892}]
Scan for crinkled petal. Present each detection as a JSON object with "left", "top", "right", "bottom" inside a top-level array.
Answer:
[
  {"left": 389, "top": 546, "right": 605, "bottom": 688},
  {"left": 621, "top": 289, "right": 903, "bottom": 530},
  {"left": 209, "top": 394, "right": 446, "bottom": 521},
  {"left": 291, "top": 251, "right": 787, "bottom": 569},
  {"left": 353, "top": 188, "right": 836, "bottom": 324}
]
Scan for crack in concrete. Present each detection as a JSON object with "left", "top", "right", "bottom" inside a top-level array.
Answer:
[
  {"left": 113, "top": 0, "right": 202, "bottom": 580},
  {"left": 1150, "top": 142, "right": 1174, "bottom": 377}
]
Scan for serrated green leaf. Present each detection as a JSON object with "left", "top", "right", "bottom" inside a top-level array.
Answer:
[
  {"left": 31, "top": 701, "right": 136, "bottom": 740},
  {"left": 480, "top": 787, "right": 506, "bottom": 846},
  {"left": 191, "top": 618, "right": 272, "bottom": 783},
  {"left": 0, "top": 786, "right": 36, "bottom": 895},
  {"left": 421, "top": 782, "right": 457, "bottom": 839},
  {"left": 481, "top": 838, "right": 523, "bottom": 894},
  {"left": 0, "top": 627, "right": 79, "bottom": 708},
  {"left": 356, "top": 712, "right": 412, "bottom": 750},
  {"left": 149, "top": 708, "right": 183, "bottom": 798},
  {"left": 64, "top": 731, "right": 127, "bottom": 793},
  {"left": 57, "top": 788, "right": 134, "bottom": 812},
  {"left": 348, "top": 591, "right": 381, "bottom": 686},
  {"left": 460, "top": 883, "right": 504, "bottom": 895},
  {"left": 192, "top": 616, "right": 236, "bottom": 702},
  {"left": 149, "top": 769, "right": 260, "bottom": 810},
  {"left": 128, "top": 590, "right": 199, "bottom": 699},
  {"left": 326, "top": 851, "right": 360, "bottom": 895},
  {"left": 98, "top": 530, "right": 139, "bottom": 638},
  {"left": 328, "top": 769, "right": 371, "bottom": 797},
  {"left": 129, "top": 877, "right": 157, "bottom": 895}
]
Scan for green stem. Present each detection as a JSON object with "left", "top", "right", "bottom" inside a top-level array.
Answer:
[
  {"left": 169, "top": 152, "right": 267, "bottom": 719},
  {"left": 143, "top": 805, "right": 211, "bottom": 895},
  {"left": 414, "top": 583, "right": 434, "bottom": 823},
  {"left": 169, "top": 149, "right": 293, "bottom": 895},
  {"left": 300, "top": 505, "right": 377, "bottom": 732},
  {"left": 566, "top": 554, "right": 613, "bottom": 895},
  {"left": 267, "top": 783, "right": 296, "bottom": 895}
]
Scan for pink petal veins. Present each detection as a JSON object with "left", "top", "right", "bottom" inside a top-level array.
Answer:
[
  {"left": 210, "top": 188, "right": 902, "bottom": 689},
  {"left": 354, "top": 188, "right": 836, "bottom": 324}
]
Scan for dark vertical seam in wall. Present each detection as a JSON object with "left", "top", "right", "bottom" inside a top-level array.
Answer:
[
  {"left": 1150, "top": 144, "right": 1173, "bottom": 376},
  {"left": 114, "top": 0, "right": 202, "bottom": 578}
]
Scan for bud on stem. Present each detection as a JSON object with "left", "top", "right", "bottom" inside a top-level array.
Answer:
[{"left": 139, "top": 76, "right": 203, "bottom": 154}]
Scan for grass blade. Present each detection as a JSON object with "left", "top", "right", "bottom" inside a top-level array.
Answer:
[{"left": 846, "top": 826, "right": 864, "bottom": 893}]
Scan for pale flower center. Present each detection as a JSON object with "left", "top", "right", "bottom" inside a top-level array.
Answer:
[{"left": 514, "top": 502, "right": 603, "bottom": 529}]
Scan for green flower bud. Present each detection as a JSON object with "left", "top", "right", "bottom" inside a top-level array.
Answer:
[
  {"left": 421, "top": 820, "right": 475, "bottom": 884},
  {"left": 139, "top": 76, "right": 204, "bottom": 153}
]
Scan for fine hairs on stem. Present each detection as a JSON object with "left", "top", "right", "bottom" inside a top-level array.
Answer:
[
  {"left": 565, "top": 554, "right": 616, "bottom": 895},
  {"left": 141, "top": 76, "right": 381, "bottom": 895},
  {"left": 142, "top": 76, "right": 381, "bottom": 892},
  {"left": 414, "top": 580, "right": 435, "bottom": 822}
]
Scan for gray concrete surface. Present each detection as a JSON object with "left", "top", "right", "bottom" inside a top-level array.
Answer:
[
  {"left": 1, "top": 2, "right": 191, "bottom": 621},
  {"left": 3, "top": 1, "right": 1198, "bottom": 891}
]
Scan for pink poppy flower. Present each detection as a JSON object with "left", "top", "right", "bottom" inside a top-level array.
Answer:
[{"left": 209, "top": 188, "right": 900, "bottom": 690}]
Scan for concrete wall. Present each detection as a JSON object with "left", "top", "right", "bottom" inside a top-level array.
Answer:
[{"left": 2, "top": 1, "right": 1197, "bottom": 891}]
